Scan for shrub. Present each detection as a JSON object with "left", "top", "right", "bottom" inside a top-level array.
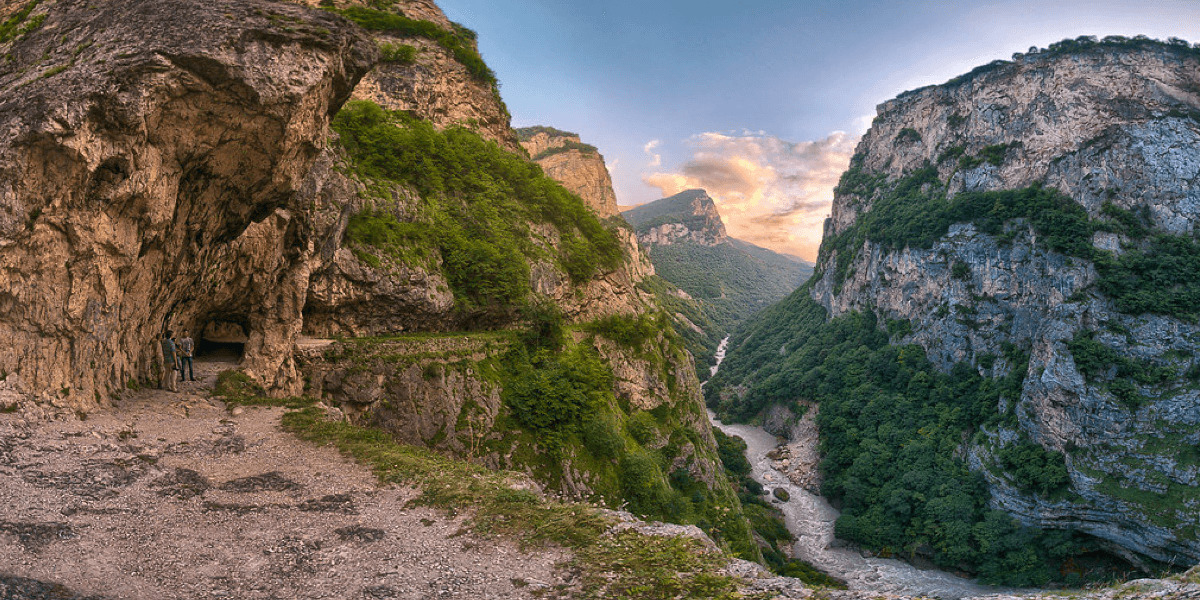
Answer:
[
  {"left": 996, "top": 440, "right": 1071, "bottom": 498},
  {"left": 626, "top": 411, "right": 659, "bottom": 446},
  {"left": 582, "top": 415, "right": 625, "bottom": 460},
  {"left": 895, "top": 127, "right": 922, "bottom": 143},
  {"left": 377, "top": 41, "right": 418, "bottom": 64},
  {"left": 979, "top": 142, "right": 1020, "bottom": 166},
  {"left": 1067, "top": 330, "right": 1174, "bottom": 409},
  {"left": 619, "top": 449, "right": 683, "bottom": 519},
  {"left": 584, "top": 313, "right": 659, "bottom": 349},
  {"left": 331, "top": 100, "right": 624, "bottom": 310},
  {"left": 502, "top": 345, "right": 613, "bottom": 452}
]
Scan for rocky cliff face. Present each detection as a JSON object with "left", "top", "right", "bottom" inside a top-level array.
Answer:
[
  {"left": 811, "top": 40, "right": 1200, "bottom": 565},
  {"left": 298, "top": 0, "right": 520, "bottom": 153},
  {"left": 0, "top": 0, "right": 375, "bottom": 412},
  {"left": 517, "top": 128, "right": 620, "bottom": 218},
  {"left": 625, "top": 189, "right": 728, "bottom": 246}
]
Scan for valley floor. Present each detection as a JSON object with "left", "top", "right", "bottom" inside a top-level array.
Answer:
[{"left": 0, "top": 360, "right": 568, "bottom": 600}]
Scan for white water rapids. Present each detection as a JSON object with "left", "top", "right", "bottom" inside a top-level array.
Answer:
[{"left": 704, "top": 336, "right": 1008, "bottom": 599}]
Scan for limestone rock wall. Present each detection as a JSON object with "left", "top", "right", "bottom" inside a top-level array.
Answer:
[
  {"left": 0, "top": 0, "right": 375, "bottom": 411},
  {"left": 519, "top": 130, "right": 620, "bottom": 218},
  {"left": 294, "top": 0, "right": 520, "bottom": 152},
  {"left": 811, "top": 43, "right": 1200, "bottom": 564}
]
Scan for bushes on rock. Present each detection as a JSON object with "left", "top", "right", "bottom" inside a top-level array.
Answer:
[
  {"left": 331, "top": 7, "right": 495, "bottom": 86},
  {"left": 996, "top": 440, "right": 1071, "bottom": 498},
  {"left": 332, "top": 100, "right": 623, "bottom": 312},
  {"left": 582, "top": 415, "right": 625, "bottom": 460},
  {"left": 377, "top": 41, "right": 418, "bottom": 64},
  {"left": 502, "top": 345, "right": 612, "bottom": 452}
]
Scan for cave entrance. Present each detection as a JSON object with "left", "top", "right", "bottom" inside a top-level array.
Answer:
[{"left": 195, "top": 320, "right": 248, "bottom": 362}]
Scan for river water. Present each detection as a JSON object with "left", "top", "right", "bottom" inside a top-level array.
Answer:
[{"left": 705, "top": 336, "right": 1006, "bottom": 599}]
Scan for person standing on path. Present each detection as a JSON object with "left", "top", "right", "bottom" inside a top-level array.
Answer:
[
  {"left": 160, "top": 330, "right": 179, "bottom": 392},
  {"left": 178, "top": 330, "right": 195, "bottom": 382}
]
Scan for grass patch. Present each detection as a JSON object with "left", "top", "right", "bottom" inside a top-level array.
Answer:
[
  {"left": 0, "top": 0, "right": 44, "bottom": 44},
  {"left": 214, "top": 370, "right": 317, "bottom": 410},
  {"left": 573, "top": 530, "right": 741, "bottom": 599}
]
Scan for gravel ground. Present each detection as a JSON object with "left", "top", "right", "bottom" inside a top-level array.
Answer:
[{"left": 0, "top": 360, "right": 570, "bottom": 600}]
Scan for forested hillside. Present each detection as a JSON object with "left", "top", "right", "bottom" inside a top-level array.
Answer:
[
  {"left": 707, "top": 36, "right": 1200, "bottom": 585},
  {"left": 623, "top": 190, "right": 813, "bottom": 367}
]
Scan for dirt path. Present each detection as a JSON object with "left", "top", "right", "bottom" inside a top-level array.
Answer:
[{"left": 0, "top": 360, "right": 568, "bottom": 600}]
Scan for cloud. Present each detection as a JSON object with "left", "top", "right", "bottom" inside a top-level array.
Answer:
[
  {"left": 643, "top": 130, "right": 858, "bottom": 261},
  {"left": 643, "top": 139, "right": 662, "bottom": 167}
]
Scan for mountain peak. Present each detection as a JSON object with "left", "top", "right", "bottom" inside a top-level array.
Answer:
[{"left": 621, "top": 189, "right": 727, "bottom": 246}]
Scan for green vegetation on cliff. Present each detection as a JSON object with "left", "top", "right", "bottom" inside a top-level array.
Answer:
[
  {"left": 514, "top": 125, "right": 578, "bottom": 141},
  {"left": 312, "top": 312, "right": 761, "bottom": 563},
  {"left": 332, "top": 100, "right": 623, "bottom": 313},
  {"left": 0, "top": 0, "right": 44, "bottom": 44},
  {"left": 707, "top": 290, "right": 1122, "bottom": 585},
  {"left": 494, "top": 312, "right": 759, "bottom": 560},
  {"left": 330, "top": 6, "right": 495, "bottom": 86},
  {"left": 531, "top": 140, "right": 600, "bottom": 160},
  {"left": 827, "top": 162, "right": 1200, "bottom": 319}
]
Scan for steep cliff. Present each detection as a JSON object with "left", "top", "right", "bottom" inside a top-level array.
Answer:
[
  {"left": 624, "top": 189, "right": 813, "bottom": 367},
  {"left": 710, "top": 37, "right": 1200, "bottom": 583},
  {"left": 0, "top": 0, "right": 768, "bottom": 569},
  {"left": 0, "top": 0, "right": 376, "bottom": 412},
  {"left": 517, "top": 126, "right": 620, "bottom": 218},
  {"left": 297, "top": 0, "right": 520, "bottom": 153}
]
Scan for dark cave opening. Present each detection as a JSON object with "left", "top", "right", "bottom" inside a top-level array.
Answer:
[{"left": 193, "top": 319, "right": 248, "bottom": 362}]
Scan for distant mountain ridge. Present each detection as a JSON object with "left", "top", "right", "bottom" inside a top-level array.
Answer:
[
  {"left": 622, "top": 190, "right": 813, "bottom": 366},
  {"left": 623, "top": 189, "right": 728, "bottom": 246}
]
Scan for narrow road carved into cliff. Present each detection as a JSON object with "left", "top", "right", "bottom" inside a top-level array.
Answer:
[{"left": 0, "top": 360, "right": 567, "bottom": 600}]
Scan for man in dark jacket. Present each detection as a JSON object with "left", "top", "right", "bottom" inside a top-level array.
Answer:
[{"left": 160, "top": 330, "right": 179, "bottom": 392}]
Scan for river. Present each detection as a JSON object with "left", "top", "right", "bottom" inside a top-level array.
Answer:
[{"left": 705, "top": 336, "right": 1006, "bottom": 599}]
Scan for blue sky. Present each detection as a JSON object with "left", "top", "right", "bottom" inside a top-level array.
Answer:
[{"left": 435, "top": 0, "right": 1200, "bottom": 259}]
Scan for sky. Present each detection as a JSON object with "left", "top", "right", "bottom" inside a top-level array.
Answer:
[{"left": 434, "top": 0, "right": 1200, "bottom": 261}]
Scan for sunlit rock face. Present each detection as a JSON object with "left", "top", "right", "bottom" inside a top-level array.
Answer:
[
  {"left": 0, "top": 0, "right": 376, "bottom": 410},
  {"left": 812, "top": 41, "right": 1200, "bottom": 565},
  {"left": 518, "top": 128, "right": 621, "bottom": 218}
]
